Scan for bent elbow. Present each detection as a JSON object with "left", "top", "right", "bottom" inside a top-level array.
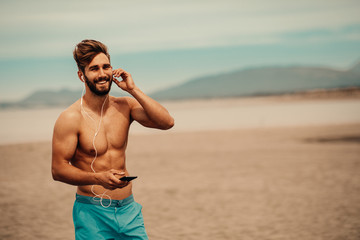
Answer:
[
  {"left": 168, "top": 118, "right": 175, "bottom": 129},
  {"left": 51, "top": 168, "right": 61, "bottom": 182},
  {"left": 162, "top": 117, "right": 175, "bottom": 130},
  {"left": 52, "top": 170, "right": 58, "bottom": 181}
]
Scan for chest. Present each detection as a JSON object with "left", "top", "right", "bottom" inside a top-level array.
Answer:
[{"left": 78, "top": 109, "right": 131, "bottom": 156}]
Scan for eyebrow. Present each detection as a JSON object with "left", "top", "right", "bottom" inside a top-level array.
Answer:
[
  {"left": 88, "top": 65, "right": 99, "bottom": 70},
  {"left": 88, "top": 64, "right": 111, "bottom": 70}
]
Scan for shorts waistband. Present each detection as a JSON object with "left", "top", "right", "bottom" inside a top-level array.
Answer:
[{"left": 75, "top": 193, "right": 134, "bottom": 208}]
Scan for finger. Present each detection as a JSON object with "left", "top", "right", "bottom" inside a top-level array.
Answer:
[
  {"left": 103, "top": 182, "right": 117, "bottom": 190},
  {"left": 113, "top": 171, "right": 126, "bottom": 182},
  {"left": 115, "top": 69, "right": 125, "bottom": 77},
  {"left": 119, "top": 71, "right": 129, "bottom": 79},
  {"left": 118, "top": 72, "right": 134, "bottom": 88},
  {"left": 112, "top": 69, "right": 121, "bottom": 77},
  {"left": 112, "top": 170, "right": 125, "bottom": 176},
  {"left": 106, "top": 185, "right": 117, "bottom": 190},
  {"left": 118, "top": 181, "right": 129, "bottom": 189},
  {"left": 109, "top": 174, "right": 123, "bottom": 185},
  {"left": 116, "top": 180, "right": 129, "bottom": 189},
  {"left": 112, "top": 78, "right": 121, "bottom": 86},
  {"left": 114, "top": 72, "right": 121, "bottom": 78},
  {"left": 118, "top": 81, "right": 128, "bottom": 90},
  {"left": 110, "top": 169, "right": 125, "bottom": 174}
]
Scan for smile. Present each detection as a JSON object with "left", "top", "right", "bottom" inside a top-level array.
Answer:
[{"left": 96, "top": 80, "right": 109, "bottom": 85}]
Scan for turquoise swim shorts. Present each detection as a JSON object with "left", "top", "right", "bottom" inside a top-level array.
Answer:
[{"left": 73, "top": 194, "right": 148, "bottom": 240}]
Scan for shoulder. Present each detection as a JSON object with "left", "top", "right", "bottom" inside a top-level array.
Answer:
[
  {"left": 111, "top": 96, "right": 138, "bottom": 109},
  {"left": 54, "top": 101, "right": 81, "bottom": 133},
  {"left": 57, "top": 101, "right": 82, "bottom": 123}
]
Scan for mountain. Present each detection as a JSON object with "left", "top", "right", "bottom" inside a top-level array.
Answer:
[
  {"left": 23, "top": 88, "right": 81, "bottom": 106},
  {"left": 349, "top": 61, "right": 360, "bottom": 73},
  {"left": 0, "top": 89, "right": 81, "bottom": 109},
  {"left": 150, "top": 65, "right": 360, "bottom": 100},
  {"left": 1, "top": 62, "right": 360, "bottom": 109}
]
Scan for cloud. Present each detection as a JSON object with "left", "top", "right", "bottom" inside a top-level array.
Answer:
[{"left": 0, "top": 0, "right": 359, "bottom": 58}]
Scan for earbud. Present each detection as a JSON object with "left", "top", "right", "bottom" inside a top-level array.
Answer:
[{"left": 78, "top": 73, "right": 109, "bottom": 208}]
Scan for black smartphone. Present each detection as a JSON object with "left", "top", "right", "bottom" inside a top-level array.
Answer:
[{"left": 120, "top": 176, "right": 138, "bottom": 182}]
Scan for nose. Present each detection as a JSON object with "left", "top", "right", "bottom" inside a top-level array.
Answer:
[{"left": 99, "top": 68, "right": 106, "bottom": 78}]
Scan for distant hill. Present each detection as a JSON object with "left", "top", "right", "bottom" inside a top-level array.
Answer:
[
  {"left": 23, "top": 88, "right": 81, "bottom": 106},
  {"left": 1, "top": 62, "right": 360, "bottom": 109},
  {"left": 349, "top": 61, "right": 360, "bottom": 73},
  {"left": 150, "top": 65, "right": 360, "bottom": 100},
  {"left": 0, "top": 89, "right": 81, "bottom": 109}
]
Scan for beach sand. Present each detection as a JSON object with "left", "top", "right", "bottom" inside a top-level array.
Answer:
[
  {"left": 1, "top": 93, "right": 360, "bottom": 239},
  {"left": 1, "top": 123, "right": 360, "bottom": 239}
]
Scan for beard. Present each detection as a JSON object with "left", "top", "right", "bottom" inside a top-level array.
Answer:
[{"left": 84, "top": 74, "right": 112, "bottom": 96}]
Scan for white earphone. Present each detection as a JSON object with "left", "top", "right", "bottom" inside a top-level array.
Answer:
[{"left": 79, "top": 73, "right": 110, "bottom": 208}]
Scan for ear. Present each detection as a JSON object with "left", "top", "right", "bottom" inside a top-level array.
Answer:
[{"left": 78, "top": 71, "right": 85, "bottom": 83}]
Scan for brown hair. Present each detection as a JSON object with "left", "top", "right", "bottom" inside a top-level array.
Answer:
[{"left": 73, "top": 39, "right": 111, "bottom": 73}]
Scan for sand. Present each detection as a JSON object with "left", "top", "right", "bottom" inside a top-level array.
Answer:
[{"left": 1, "top": 95, "right": 360, "bottom": 239}]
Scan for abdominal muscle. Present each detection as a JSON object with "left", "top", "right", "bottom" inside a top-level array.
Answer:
[
  {"left": 73, "top": 97, "right": 134, "bottom": 200},
  {"left": 73, "top": 148, "right": 133, "bottom": 200}
]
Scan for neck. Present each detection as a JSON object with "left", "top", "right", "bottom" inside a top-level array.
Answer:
[{"left": 82, "top": 90, "right": 110, "bottom": 114}]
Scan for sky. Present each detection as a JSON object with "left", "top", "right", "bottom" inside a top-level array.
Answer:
[{"left": 0, "top": 0, "right": 360, "bottom": 101}]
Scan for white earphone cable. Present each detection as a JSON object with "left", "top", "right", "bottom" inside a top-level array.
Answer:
[{"left": 80, "top": 84, "right": 112, "bottom": 208}]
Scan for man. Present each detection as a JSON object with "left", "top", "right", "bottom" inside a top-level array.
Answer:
[{"left": 52, "top": 39, "right": 174, "bottom": 240}]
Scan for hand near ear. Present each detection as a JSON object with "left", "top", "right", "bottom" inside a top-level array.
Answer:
[
  {"left": 112, "top": 68, "right": 135, "bottom": 92},
  {"left": 113, "top": 68, "right": 135, "bottom": 92}
]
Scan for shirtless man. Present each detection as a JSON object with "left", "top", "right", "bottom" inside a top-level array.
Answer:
[{"left": 51, "top": 39, "right": 174, "bottom": 240}]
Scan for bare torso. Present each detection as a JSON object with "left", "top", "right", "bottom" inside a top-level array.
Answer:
[{"left": 71, "top": 96, "right": 133, "bottom": 200}]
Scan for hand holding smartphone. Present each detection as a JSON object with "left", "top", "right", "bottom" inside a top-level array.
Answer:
[{"left": 120, "top": 176, "right": 137, "bottom": 182}]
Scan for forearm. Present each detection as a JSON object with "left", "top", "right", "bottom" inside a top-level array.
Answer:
[
  {"left": 129, "top": 86, "right": 174, "bottom": 129},
  {"left": 52, "top": 162, "right": 99, "bottom": 186}
]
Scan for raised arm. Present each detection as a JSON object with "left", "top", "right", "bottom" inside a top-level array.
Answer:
[
  {"left": 112, "top": 68, "right": 174, "bottom": 130},
  {"left": 51, "top": 110, "right": 126, "bottom": 189}
]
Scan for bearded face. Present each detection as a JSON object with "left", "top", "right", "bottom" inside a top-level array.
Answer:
[
  {"left": 84, "top": 74, "right": 113, "bottom": 96},
  {"left": 82, "top": 52, "right": 113, "bottom": 96}
]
